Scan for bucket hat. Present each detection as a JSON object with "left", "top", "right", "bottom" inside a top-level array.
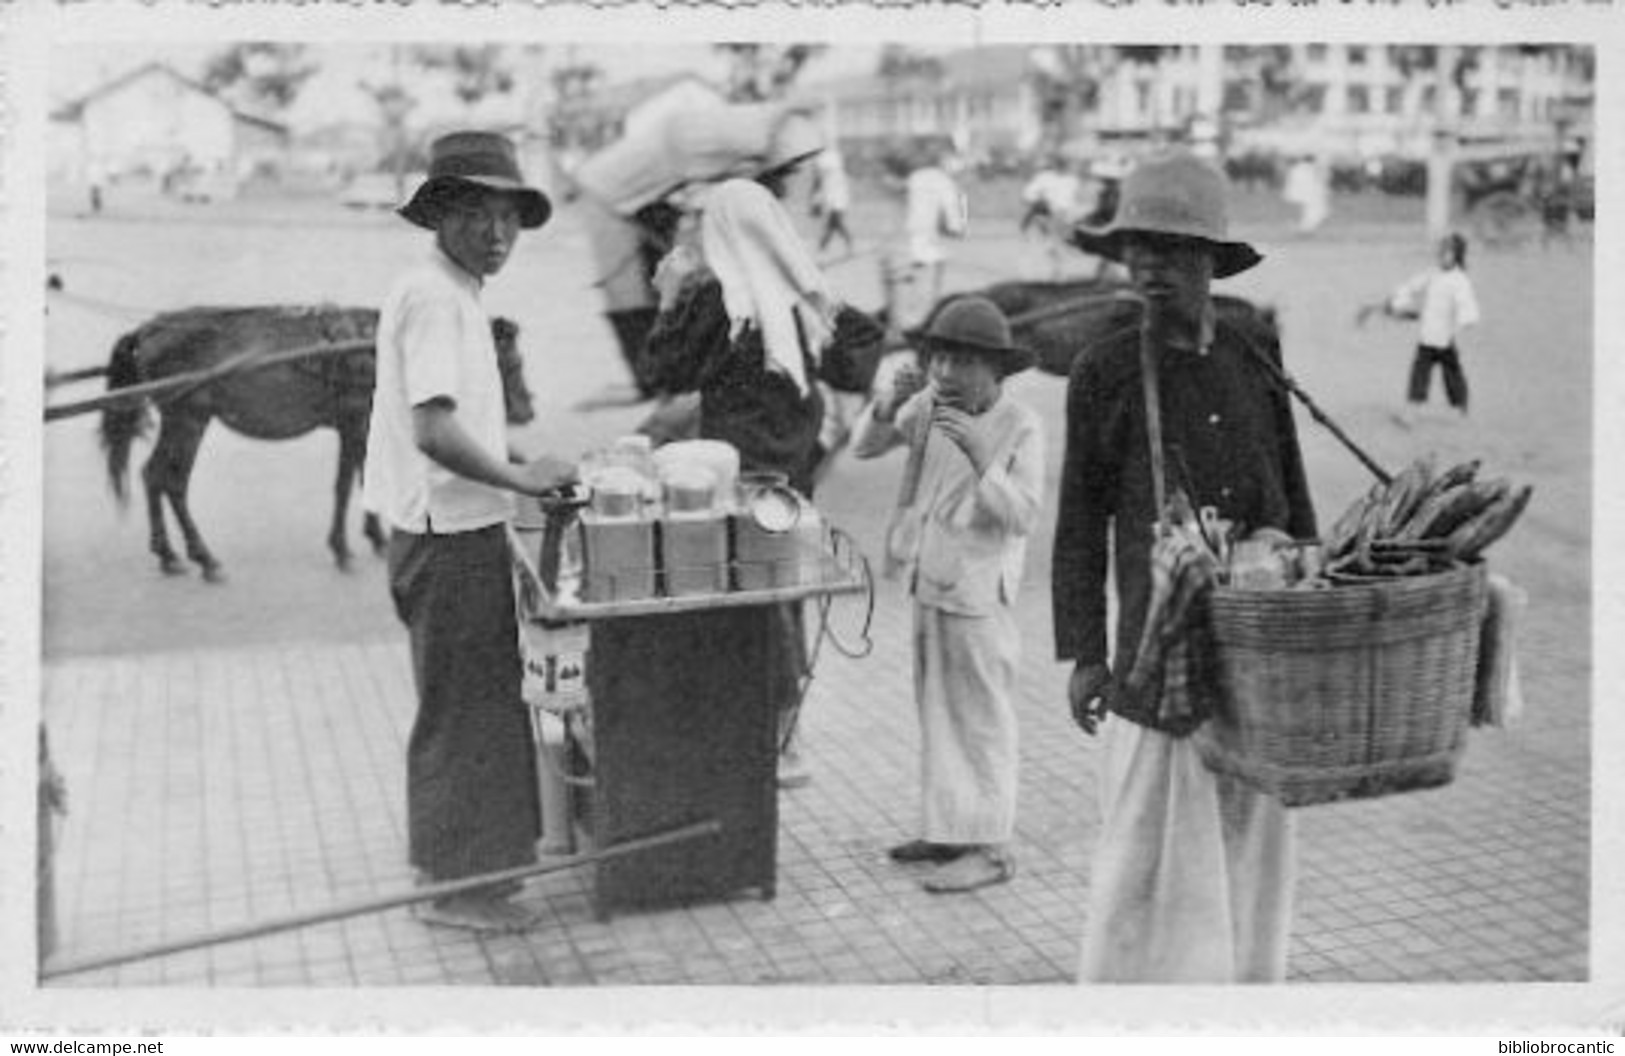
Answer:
[
  {"left": 398, "top": 130, "right": 552, "bottom": 231},
  {"left": 905, "top": 295, "right": 1036, "bottom": 377},
  {"left": 1070, "top": 148, "right": 1261, "bottom": 278}
]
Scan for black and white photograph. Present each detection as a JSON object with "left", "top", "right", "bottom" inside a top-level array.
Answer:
[{"left": 8, "top": 0, "right": 1621, "bottom": 1033}]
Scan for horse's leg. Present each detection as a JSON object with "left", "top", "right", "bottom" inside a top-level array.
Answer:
[
  {"left": 141, "top": 412, "right": 188, "bottom": 576},
  {"left": 154, "top": 412, "right": 225, "bottom": 582},
  {"left": 328, "top": 417, "right": 367, "bottom": 570}
]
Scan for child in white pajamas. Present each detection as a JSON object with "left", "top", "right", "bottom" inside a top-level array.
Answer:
[{"left": 853, "top": 296, "right": 1044, "bottom": 893}]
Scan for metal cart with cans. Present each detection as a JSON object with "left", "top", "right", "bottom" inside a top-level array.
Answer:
[{"left": 510, "top": 494, "right": 868, "bottom": 921}]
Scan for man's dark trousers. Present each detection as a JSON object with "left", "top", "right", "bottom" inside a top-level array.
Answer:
[{"left": 388, "top": 524, "right": 540, "bottom": 882}]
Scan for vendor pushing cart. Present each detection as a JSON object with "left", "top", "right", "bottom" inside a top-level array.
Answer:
[
  {"left": 503, "top": 177, "right": 880, "bottom": 918},
  {"left": 364, "top": 131, "right": 578, "bottom": 935}
]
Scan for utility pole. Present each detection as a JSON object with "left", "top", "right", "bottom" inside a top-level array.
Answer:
[
  {"left": 1426, "top": 46, "right": 1459, "bottom": 239},
  {"left": 1192, "top": 45, "right": 1225, "bottom": 160}
]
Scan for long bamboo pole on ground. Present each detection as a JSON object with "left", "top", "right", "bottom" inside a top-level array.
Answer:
[{"left": 40, "top": 819, "right": 722, "bottom": 981}]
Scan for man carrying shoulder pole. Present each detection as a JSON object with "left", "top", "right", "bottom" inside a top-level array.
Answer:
[{"left": 1052, "top": 149, "right": 1317, "bottom": 982}]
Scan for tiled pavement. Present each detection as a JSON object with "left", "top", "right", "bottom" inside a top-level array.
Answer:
[{"left": 41, "top": 568, "right": 1588, "bottom": 987}]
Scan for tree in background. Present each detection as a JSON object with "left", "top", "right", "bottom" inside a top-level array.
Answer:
[
  {"left": 715, "top": 44, "right": 826, "bottom": 102},
  {"left": 357, "top": 45, "right": 519, "bottom": 197},
  {"left": 877, "top": 45, "right": 946, "bottom": 87},
  {"left": 201, "top": 43, "right": 319, "bottom": 113},
  {"left": 1028, "top": 46, "right": 1103, "bottom": 156},
  {"left": 547, "top": 56, "right": 610, "bottom": 154},
  {"left": 359, "top": 48, "right": 421, "bottom": 198},
  {"left": 1028, "top": 46, "right": 1183, "bottom": 157},
  {"left": 1223, "top": 46, "right": 1312, "bottom": 124},
  {"left": 414, "top": 45, "right": 516, "bottom": 111}
]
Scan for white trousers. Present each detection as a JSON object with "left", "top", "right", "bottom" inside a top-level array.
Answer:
[
  {"left": 1078, "top": 719, "right": 1296, "bottom": 983},
  {"left": 913, "top": 602, "right": 1020, "bottom": 846}
]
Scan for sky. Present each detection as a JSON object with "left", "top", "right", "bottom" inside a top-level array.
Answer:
[{"left": 49, "top": 43, "right": 889, "bottom": 134}]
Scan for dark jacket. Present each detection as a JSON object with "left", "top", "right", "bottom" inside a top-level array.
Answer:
[
  {"left": 1051, "top": 311, "right": 1317, "bottom": 728},
  {"left": 641, "top": 276, "right": 884, "bottom": 495}
]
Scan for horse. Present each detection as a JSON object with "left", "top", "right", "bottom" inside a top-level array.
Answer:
[
  {"left": 98, "top": 305, "right": 536, "bottom": 583},
  {"left": 925, "top": 277, "right": 1281, "bottom": 378},
  {"left": 626, "top": 275, "right": 1281, "bottom": 468}
]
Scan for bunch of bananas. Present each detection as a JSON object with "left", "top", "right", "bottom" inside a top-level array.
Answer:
[{"left": 1324, "top": 455, "right": 1533, "bottom": 579}]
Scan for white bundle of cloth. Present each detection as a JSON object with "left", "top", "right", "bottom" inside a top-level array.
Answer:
[
  {"left": 700, "top": 179, "right": 836, "bottom": 397},
  {"left": 1472, "top": 572, "right": 1528, "bottom": 728}
]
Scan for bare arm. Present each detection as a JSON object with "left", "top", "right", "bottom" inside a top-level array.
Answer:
[
  {"left": 851, "top": 401, "right": 907, "bottom": 459},
  {"left": 413, "top": 399, "right": 576, "bottom": 496}
]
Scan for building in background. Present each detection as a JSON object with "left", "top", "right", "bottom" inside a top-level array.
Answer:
[
  {"left": 803, "top": 48, "right": 1040, "bottom": 172},
  {"left": 795, "top": 44, "right": 1591, "bottom": 170},
  {"left": 49, "top": 62, "right": 290, "bottom": 200},
  {"left": 1225, "top": 45, "right": 1593, "bottom": 160},
  {"left": 549, "top": 73, "right": 726, "bottom": 163}
]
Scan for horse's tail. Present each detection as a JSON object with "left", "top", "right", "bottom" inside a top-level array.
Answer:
[{"left": 99, "top": 330, "right": 150, "bottom": 507}]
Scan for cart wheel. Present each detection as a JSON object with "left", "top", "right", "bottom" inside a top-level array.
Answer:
[{"left": 1472, "top": 191, "right": 1535, "bottom": 249}]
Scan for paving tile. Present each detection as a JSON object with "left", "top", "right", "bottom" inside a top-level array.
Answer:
[{"left": 41, "top": 617, "right": 1590, "bottom": 988}]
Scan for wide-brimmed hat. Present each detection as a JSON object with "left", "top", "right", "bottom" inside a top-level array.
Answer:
[
  {"left": 758, "top": 110, "right": 825, "bottom": 181},
  {"left": 905, "top": 296, "right": 1036, "bottom": 377},
  {"left": 398, "top": 130, "right": 552, "bottom": 231},
  {"left": 1070, "top": 149, "right": 1261, "bottom": 278}
]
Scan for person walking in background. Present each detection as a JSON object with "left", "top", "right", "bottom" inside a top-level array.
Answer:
[
  {"left": 904, "top": 144, "right": 969, "bottom": 322},
  {"left": 853, "top": 296, "right": 1044, "bottom": 894},
  {"left": 813, "top": 146, "right": 855, "bottom": 257},
  {"left": 1054, "top": 149, "right": 1317, "bottom": 982},
  {"left": 1069, "top": 155, "right": 1129, "bottom": 280},
  {"left": 1283, "top": 153, "right": 1330, "bottom": 234},
  {"left": 1375, "top": 233, "right": 1481, "bottom": 421},
  {"left": 1019, "top": 154, "right": 1078, "bottom": 236},
  {"left": 1019, "top": 154, "right": 1084, "bottom": 280},
  {"left": 366, "top": 131, "right": 578, "bottom": 934}
]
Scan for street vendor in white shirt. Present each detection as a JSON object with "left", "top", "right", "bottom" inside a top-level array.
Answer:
[
  {"left": 364, "top": 131, "right": 577, "bottom": 935},
  {"left": 1052, "top": 149, "right": 1317, "bottom": 981}
]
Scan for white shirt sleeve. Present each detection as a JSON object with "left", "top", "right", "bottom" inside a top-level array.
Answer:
[
  {"left": 396, "top": 285, "right": 465, "bottom": 410},
  {"left": 1453, "top": 273, "right": 1481, "bottom": 333},
  {"left": 1389, "top": 271, "right": 1431, "bottom": 317}
]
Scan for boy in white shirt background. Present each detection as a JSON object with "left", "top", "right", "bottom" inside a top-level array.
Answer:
[{"left": 1385, "top": 233, "right": 1482, "bottom": 418}]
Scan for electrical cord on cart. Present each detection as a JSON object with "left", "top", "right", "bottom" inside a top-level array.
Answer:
[
  {"left": 810, "top": 525, "right": 876, "bottom": 663},
  {"left": 782, "top": 526, "right": 876, "bottom": 755}
]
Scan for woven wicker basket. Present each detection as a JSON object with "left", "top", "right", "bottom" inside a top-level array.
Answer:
[{"left": 1192, "top": 562, "right": 1488, "bottom": 807}]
